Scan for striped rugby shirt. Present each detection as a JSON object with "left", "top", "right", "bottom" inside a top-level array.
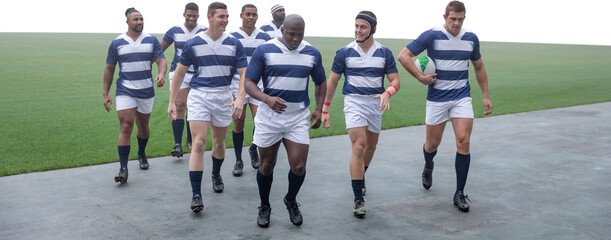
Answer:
[
  {"left": 246, "top": 38, "right": 326, "bottom": 113},
  {"left": 259, "top": 21, "right": 282, "bottom": 39},
  {"left": 331, "top": 40, "right": 398, "bottom": 96},
  {"left": 229, "top": 28, "right": 271, "bottom": 90},
  {"left": 162, "top": 24, "right": 207, "bottom": 74},
  {"left": 106, "top": 33, "right": 165, "bottom": 99},
  {"left": 407, "top": 26, "right": 481, "bottom": 102},
  {"left": 179, "top": 32, "right": 247, "bottom": 92}
]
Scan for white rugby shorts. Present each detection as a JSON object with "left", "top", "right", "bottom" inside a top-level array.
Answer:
[
  {"left": 426, "top": 97, "right": 473, "bottom": 125},
  {"left": 343, "top": 95, "right": 383, "bottom": 133},
  {"left": 116, "top": 95, "right": 154, "bottom": 114},
  {"left": 187, "top": 88, "right": 233, "bottom": 127},
  {"left": 169, "top": 71, "right": 194, "bottom": 90},
  {"left": 253, "top": 104, "right": 310, "bottom": 147},
  {"left": 230, "top": 89, "right": 262, "bottom": 106}
]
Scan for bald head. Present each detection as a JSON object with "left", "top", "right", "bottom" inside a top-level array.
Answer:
[
  {"left": 280, "top": 14, "right": 305, "bottom": 50},
  {"left": 283, "top": 14, "right": 305, "bottom": 29}
]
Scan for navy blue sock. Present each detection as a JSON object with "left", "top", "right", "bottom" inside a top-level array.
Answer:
[
  {"left": 212, "top": 156, "right": 224, "bottom": 176},
  {"left": 186, "top": 113, "right": 192, "bottom": 143},
  {"left": 189, "top": 171, "right": 203, "bottom": 197},
  {"left": 363, "top": 166, "right": 368, "bottom": 185},
  {"left": 171, "top": 119, "right": 184, "bottom": 145},
  {"left": 455, "top": 152, "right": 471, "bottom": 194},
  {"left": 352, "top": 179, "right": 364, "bottom": 201},
  {"left": 232, "top": 131, "right": 244, "bottom": 162},
  {"left": 423, "top": 146, "right": 437, "bottom": 169},
  {"left": 137, "top": 137, "right": 148, "bottom": 155},
  {"left": 118, "top": 145, "right": 130, "bottom": 169},
  {"left": 250, "top": 126, "right": 258, "bottom": 150},
  {"left": 285, "top": 170, "right": 306, "bottom": 203},
  {"left": 257, "top": 170, "right": 273, "bottom": 207}
]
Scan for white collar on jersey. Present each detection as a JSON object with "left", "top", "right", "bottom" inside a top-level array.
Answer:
[
  {"left": 120, "top": 32, "right": 148, "bottom": 44},
  {"left": 180, "top": 24, "right": 205, "bottom": 34},
  {"left": 233, "top": 27, "right": 262, "bottom": 38},
  {"left": 350, "top": 40, "right": 381, "bottom": 57},
  {"left": 197, "top": 31, "right": 228, "bottom": 43},
  {"left": 437, "top": 25, "right": 467, "bottom": 39},
  {"left": 271, "top": 38, "right": 308, "bottom": 53}
]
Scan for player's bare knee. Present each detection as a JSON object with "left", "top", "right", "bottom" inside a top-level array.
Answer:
[
  {"left": 456, "top": 137, "right": 470, "bottom": 152},
  {"left": 212, "top": 143, "right": 225, "bottom": 154},
  {"left": 291, "top": 165, "right": 306, "bottom": 176},
  {"left": 365, "top": 144, "right": 377, "bottom": 155},
  {"left": 119, "top": 122, "right": 134, "bottom": 133},
  {"left": 425, "top": 140, "right": 441, "bottom": 152},
  {"left": 233, "top": 119, "right": 245, "bottom": 132},
  {"left": 136, "top": 124, "right": 149, "bottom": 132},
  {"left": 353, "top": 144, "right": 366, "bottom": 158},
  {"left": 259, "top": 162, "right": 274, "bottom": 175},
  {"left": 192, "top": 141, "right": 206, "bottom": 153},
  {"left": 175, "top": 101, "right": 187, "bottom": 113}
]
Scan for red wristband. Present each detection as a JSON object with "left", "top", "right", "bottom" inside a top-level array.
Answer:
[
  {"left": 389, "top": 84, "right": 398, "bottom": 92},
  {"left": 324, "top": 102, "right": 330, "bottom": 106},
  {"left": 385, "top": 90, "right": 392, "bottom": 97},
  {"left": 322, "top": 111, "right": 329, "bottom": 114}
]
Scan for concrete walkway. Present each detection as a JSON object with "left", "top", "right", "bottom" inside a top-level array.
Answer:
[{"left": 1, "top": 102, "right": 610, "bottom": 239}]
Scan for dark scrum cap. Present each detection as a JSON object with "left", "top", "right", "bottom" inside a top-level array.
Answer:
[{"left": 356, "top": 11, "right": 377, "bottom": 34}]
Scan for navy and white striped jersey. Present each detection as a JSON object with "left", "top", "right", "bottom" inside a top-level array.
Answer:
[
  {"left": 162, "top": 24, "right": 207, "bottom": 74},
  {"left": 331, "top": 40, "right": 398, "bottom": 96},
  {"left": 407, "top": 26, "right": 481, "bottom": 102},
  {"left": 230, "top": 28, "right": 271, "bottom": 62},
  {"left": 246, "top": 38, "right": 326, "bottom": 113},
  {"left": 179, "top": 32, "right": 247, "bottom": 92},
  {"left": 259, "top": 21, "right": 282, "bottom": 39},
  {"left": 106, "top": 33, "right": 165, "bottom": 99},
  {"left": 229, "top": 28, "right": 271, "bottom": 89}
]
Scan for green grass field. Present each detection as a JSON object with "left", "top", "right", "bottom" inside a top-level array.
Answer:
[{"left": 1, "top": 33, "right": 610, "bottom": 176}]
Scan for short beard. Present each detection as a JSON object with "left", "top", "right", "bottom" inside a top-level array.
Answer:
[{"left": 131, "top": 26, "right": 143, "bottom": 33}]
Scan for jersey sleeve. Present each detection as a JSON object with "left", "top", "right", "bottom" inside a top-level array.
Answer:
[
  {"left": 310, "top": 50, "right": 327, "bottom": 84},
  {"left": 330, "top": 48, "right": 347, "bottom": 75},
  {"left": 162, "top": 29, "right": 174, "bottom": 45},
  {"left": 384, "top": 48, "right": 399, "bottom": 74},
  {"left": 234, "top": 40, "right": 248, "bottom": 69},
  {"left": 152, "top": 37, "right": 165, "bottom": 60},
  {"left": 406, "top": 29, "right": 432, "bottom": 56},
  {"left": 470, "top": 34, "right": 482, "bottom": 61},
  {"left": 179, "top": 40, "right": 194, "bottom": 67},
  {"left": 106, "top": 41, "right": 118, "bottom": 65},
  {"left": 245, "top": 46, "right": 264, "bottom": 83}
]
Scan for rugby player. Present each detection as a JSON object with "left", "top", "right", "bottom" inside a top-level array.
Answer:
[
  {"left": 397, "top": 0, "right": 492, "bottom": 212},
  {"left": 103, "top": 7, "right": 166, "bottom": 183}
]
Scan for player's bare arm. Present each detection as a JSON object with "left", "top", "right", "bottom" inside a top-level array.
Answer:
[
  {"left": 160, "top": 40, "right": 171, "bottom": 52},
  {"left": 167, "top": 63, "right": 188, "bottom": 120},
  {"left": 374, "top": 72, "right": 400, "bottom": 112},
  {"left": 321, "top": 71, "right": 342, "bottom": 129},
  {"left": 155, "top": 57, "right": 167, "bottom": 87},
  {"left": 102, "top": 63, "right": 116, "bottom": 112},
  {"left": 397, "top": 47, "right": 437, "bottom": 85},
  {"left": 230, "top": 67, "right": 246, "bottom": 119},
  {"left": 472, "top": 58, "right": 492, "bottom": 115},
  {"left": 310, "top": 79, "right": 327, "bottom": 129}
]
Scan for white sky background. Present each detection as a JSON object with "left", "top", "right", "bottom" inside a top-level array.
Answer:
[{"left": 0, "top": 0, "right": 609, "bottom": 46}]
